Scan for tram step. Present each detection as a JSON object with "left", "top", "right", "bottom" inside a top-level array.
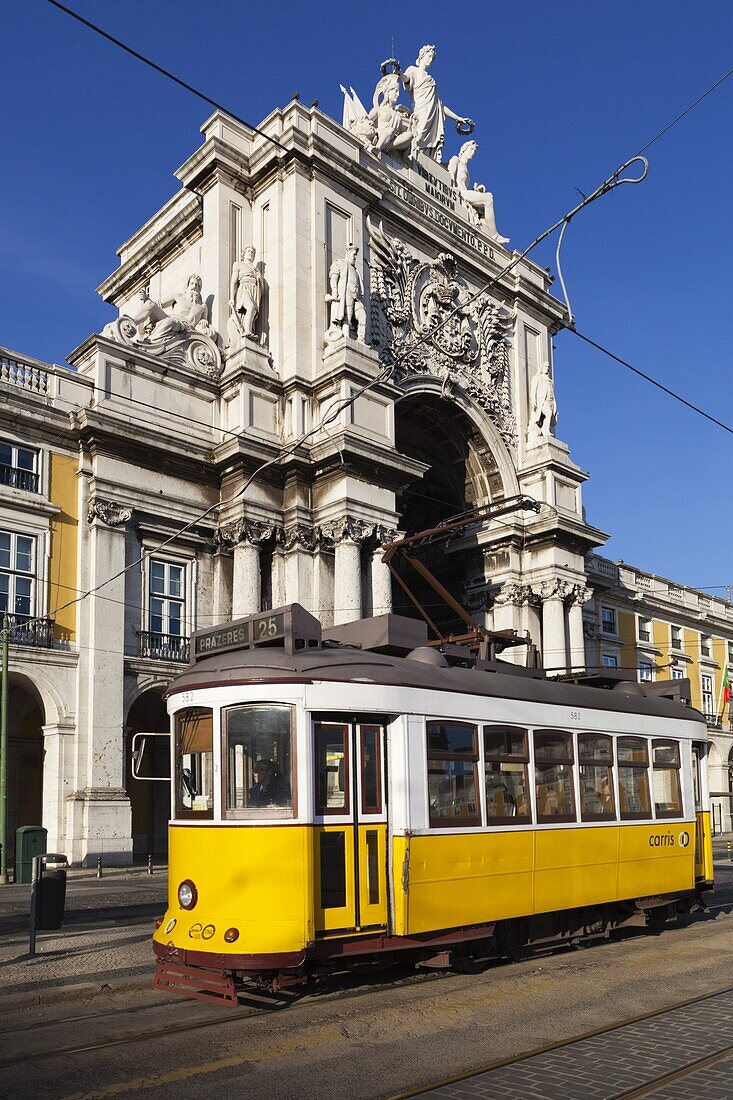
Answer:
[{"left": 153, "top": 959, "right": 238, "bottom": 1006}]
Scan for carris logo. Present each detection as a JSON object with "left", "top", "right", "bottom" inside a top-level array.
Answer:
[
  {"left": 678, "top": 831, "right": 691, "bottom": 848},
  {"left": 648, "top": 833, "right": 675, "bottom": 847}
]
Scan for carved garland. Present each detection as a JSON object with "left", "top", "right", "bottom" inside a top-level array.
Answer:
[
  {"left": 87, "top": 500, "right": 133, "bottom": 527},
  {"left": 367, "top": 219, "right": 516, "bottom": 447}
]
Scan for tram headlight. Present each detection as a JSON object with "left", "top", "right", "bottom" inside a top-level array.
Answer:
[{"left": 178, "top": 879, "right": 198, "bottom": 910}]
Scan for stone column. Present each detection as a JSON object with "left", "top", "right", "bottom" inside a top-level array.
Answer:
[
  {"left": 568, "top": 584, "right": 593, "bottom": 672},
  {"left": 492, "top": 583, "right": 542, "bottom": 665},
  {"left": 218, "top": 519, "right": 276, "bottom": 620},
  {"left": 280, "top": 524, "right": 318, "bottom": 609},
  {"left": 323, "top": 518, "right": 374, "bottom": 626},
  {"left": 541, "top": 579, "right": 571, "bottom": 673},
  {"left": 69, "top": 499, "right": 134, "bottom": 866},
  {"left": 370, "top": 527, "right": 398, "bottom": 616},
  {"left": 42, "top": 720, "right": 75, "bottom": 856}
]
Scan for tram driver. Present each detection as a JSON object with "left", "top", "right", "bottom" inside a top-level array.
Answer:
[{"left": 248, "top": 758, "right": 291, "bottom": 808}]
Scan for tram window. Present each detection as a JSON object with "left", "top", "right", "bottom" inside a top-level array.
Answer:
[
  {"left": 427, "top": 721, "right": 480, "bottom": 828},
  {"left": 483, "top": 726, "right": 531, "bottom": 825},
  {"left": 534, "top": 731, "right": 576, "bottom": 822},
  {"left": 360, "top": 726, "right": 382, "bottom": 815},
  {"left": 224, "top": 705, "right": 293, "bottom": 817},
  {"left": 618, "top": 737, "right": 651, "bottom": 820},
  {"left": 578, "top": 734, "right": 616, "bottom": 820},
  {"left": 652, "top": 740, "right": 682, "bottom": 817},
  {"left": 175, "top": 707, "right": 214, "bottom": 818},
  {"left": 315, "top": 723, "right": 349, "bottom": 814}
]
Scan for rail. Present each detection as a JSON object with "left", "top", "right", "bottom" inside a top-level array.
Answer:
[
  {"left": 0, "top": 464, "right": 39, "bottom": 492},
  {"left": 0, "top": 353, "right": 49, "bottom": 395},
  {"left": 5, "top": 614, "right": 55, "bottom": 648},
  {"left": 137, "top": 631, "right": 190, "bottom": 662}
]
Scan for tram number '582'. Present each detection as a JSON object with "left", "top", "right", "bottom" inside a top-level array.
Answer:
[
  {"left": 254, "top": 614, "right": 283, "bottom": 641},
  {"left": 569, "top": 710, "right": 581, "bottom": 722}
]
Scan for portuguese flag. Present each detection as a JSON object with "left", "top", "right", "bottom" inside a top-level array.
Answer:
[{"left": 724, "top": 665, "right": 731, "bottom": 708}]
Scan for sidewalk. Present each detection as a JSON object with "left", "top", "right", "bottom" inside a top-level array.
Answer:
[{"left": 0, "top": 866, "right": 168, "bottom": 1011}]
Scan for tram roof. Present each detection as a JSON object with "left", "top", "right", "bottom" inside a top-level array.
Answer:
[{"left": 168, "top": 642, "right": 704, "bottom": 726}]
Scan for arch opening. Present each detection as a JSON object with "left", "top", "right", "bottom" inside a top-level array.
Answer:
[
  {"left": 126, "top": 689, "right": 170, "bottom": 860},
  {"left": 394, "top": 393, "right": 506, "bottom": 635},
  {"left": 7, "top": 676, "right": 45, "bottom": 863}
]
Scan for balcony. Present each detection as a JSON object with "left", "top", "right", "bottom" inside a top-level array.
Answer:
[
  {"left": 0, "top": 464, "right": 39, "bottom": 492},
  {"left": 703, "top": 712, "right": 723, "bottom": 730},
  {"left": 5, "top": 614, "right": 55, "bottom": 647},
  {"left": 137, "top": 631, "right": 190, "bottom": 662}
]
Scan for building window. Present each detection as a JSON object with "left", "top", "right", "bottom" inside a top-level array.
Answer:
[
  {"left": 638, "top": 617, "right": 652, "bottom": 643},
  {"left": 602, "top": 653, "right": 618, "bottom": 668},
  {"left": 426, "top": 721, "right": 480, "bottom": 827},
  {"left": 671, "top": 625, "right": 682, "bottom": 650},
  {"left": 0, "top": 441, "right": 38, "bottom": 493},
  {"left": 701, "top": 673, "right": 714, "bottom": 717},
  {"left": 728, "top": 641, "right": 733, "bottom": 665},
  {"left": 141, "top": 558, "right": 188, "bottom": 661},
  {"left": 601, "top": 606, "right": 616, "bottom": 635},
  {"left": 701, "top": 634, "right": 712, "bottom": 658},
  {"left": 0, "top": 530, "right": 35, "bottom": 619},
  {"left": 671, "top": 665, "right": 684, "bottom": 680},
  {"left": 639, "top": 661, "right": 653, "bottom": 682}
]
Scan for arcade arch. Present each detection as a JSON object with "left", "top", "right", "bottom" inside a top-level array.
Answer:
[
  {"left": 7, "top": 675, "right": 45, "bottom": 862},
  {"left": 393, "top": 389, "right": 518, "bottom": 634},
  {"left": 125, "top": 688, "right": 170, "bottom": 859}
]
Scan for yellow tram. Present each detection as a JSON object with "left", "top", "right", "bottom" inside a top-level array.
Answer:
[{"left": 146, "top": 605, "right": 714, "bottom": 1004}]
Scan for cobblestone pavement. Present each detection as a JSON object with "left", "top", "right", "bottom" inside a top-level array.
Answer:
[{"left": 413, "top": 987, "right": 733, "bottom": 1099}]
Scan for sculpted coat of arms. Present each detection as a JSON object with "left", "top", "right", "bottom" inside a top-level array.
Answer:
[{"left": 367, "top": 219, "right": 516, "bottom": 446}]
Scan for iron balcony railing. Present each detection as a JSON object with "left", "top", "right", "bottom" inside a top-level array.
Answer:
[
  {"left": 703, "top": 712, "right": 723, "bottom": 730},
  {"left": 0, "top": 464, "right": 39, "bottom": 492},
  {"left": 5, "top": 614, "right": 55, "bottom": 647},
  {"left": 137, "top": 631, "right": 190, "bottom": 662}
]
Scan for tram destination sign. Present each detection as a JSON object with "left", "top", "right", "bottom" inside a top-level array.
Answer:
[
  {"left": 191, "top": 604, "right": 322, "bottom": 660},
  {"left": 194, "top": 613, "right": 285, "bottom": 659}
]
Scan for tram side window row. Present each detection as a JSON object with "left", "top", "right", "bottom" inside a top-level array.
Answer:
[{"left": 426, "top": 721, "right": 683, "bottom": 829}]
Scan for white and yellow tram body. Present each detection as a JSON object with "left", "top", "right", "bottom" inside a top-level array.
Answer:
[{"left": 152, "top": 606, "right": 714, "bottom": 1000}]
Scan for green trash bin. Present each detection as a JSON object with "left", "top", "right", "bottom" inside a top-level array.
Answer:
[{"left": 15, "top": 826, "right": 47, "bottom": 884}]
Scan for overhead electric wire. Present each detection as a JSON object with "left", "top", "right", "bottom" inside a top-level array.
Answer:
[
  {"left": 567, "top": 327, "right": 733, "bottom": 437},
  {"left": 633, "top": 65, "right": 733, "bottom": 157},
  {"left": 45, "top": 0, "right": 288, "bottom": 153}
]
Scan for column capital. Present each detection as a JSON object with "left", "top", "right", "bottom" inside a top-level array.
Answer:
[
  {"left": 569, "top": 583, "right": 594, "bottom": 607},
  {"left": 217, "top": 518, "right": 278, "bottom": 548},
  {"left": 87, "top": 499, "right": 133, "bottom": 527},
  {"left": 539, "top": 578, "right": 573, "bottom": 602},
  {"left": 320, "top": 516, "right": 375, "bottom": 547},
  {"left": 278, "top": 522, "right": 319, "bottom": 553},
  {"left": 494, "top": 582, "right": 542, "bottom": 608},
  {"left": 373, "top": 525, "right": 399, "bottom": 550}
]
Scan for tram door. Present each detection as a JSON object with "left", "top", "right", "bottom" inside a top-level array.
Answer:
[{"left": 313, "top": 719, "right": 388, "bottom": 936}]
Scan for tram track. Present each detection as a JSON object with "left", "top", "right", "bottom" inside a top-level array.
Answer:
[
  {"left": 0, "top": 963, "right": 459, "bottom": 1068},
  {"left": 391, "top": 982, "right": 733, "bottom": 1098}
]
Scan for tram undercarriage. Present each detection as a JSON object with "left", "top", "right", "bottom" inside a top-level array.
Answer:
[{"left": 152, "top": 888, "right": 701, "bottom": 1004}]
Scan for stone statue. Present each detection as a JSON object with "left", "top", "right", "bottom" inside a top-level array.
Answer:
[
  {"left": 369, "top": 73, "right": 413, "bottom": 156},
  {"left": 400, "top": 45, "right": 473, "bottom": 162},
  {"left": 527, "top": 362, "right": 557, "bottom": 445},
  {"left": 126, "top": 286, "right": 167, "bottom": 338},
  {"left": 151, "top": 274, "right": 216, "bottom": 341},
  {"left": 229, "top": 246, "right": 263, "bottom": 342},
  {"left": 325, "top": 244, "right": 366, "bottom": 343},
  {"left": 448, "top": 140, "right": 509, "bottom": 244},
  {"left": 341, "top": 85, "right": 377, "bottom": 151}
]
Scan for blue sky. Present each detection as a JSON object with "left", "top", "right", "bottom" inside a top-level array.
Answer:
[{"left": 3, "top": 1, "right": 732, "bottom": 594}]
